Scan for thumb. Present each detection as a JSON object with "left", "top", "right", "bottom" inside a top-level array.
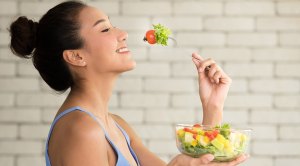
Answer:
[{"left": 197, "top": 154, "right": 214, "bottom": 164}]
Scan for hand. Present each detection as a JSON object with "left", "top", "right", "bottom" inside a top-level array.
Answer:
[
  {"left": 168, "top": 154, "right": 248, "bottom": 166},
  {"left": 192, "top": 53, "right": 232, "bottom": 125}
]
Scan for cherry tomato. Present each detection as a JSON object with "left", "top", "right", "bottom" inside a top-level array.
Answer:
[
  {"left": 183, "top": 127, "right": 198, "bottom": 134},
  {"left": 144, "top": 30, "right": 156, "bottom": 44},
  {"left": 193, "top": 123, "right": 201, "bottom": 128}
]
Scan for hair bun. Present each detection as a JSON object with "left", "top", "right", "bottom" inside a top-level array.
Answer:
[{"left": 9, "top": 16, "right": 38, "bottom": 59}]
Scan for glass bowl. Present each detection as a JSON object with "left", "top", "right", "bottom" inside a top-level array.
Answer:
[{"left": 175, "top": 124, "right": 252, "bottom": 162}]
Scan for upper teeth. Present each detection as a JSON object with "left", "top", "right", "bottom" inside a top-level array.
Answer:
[{"left": 117, "top": 47, "right": 129, "bottom": 53}]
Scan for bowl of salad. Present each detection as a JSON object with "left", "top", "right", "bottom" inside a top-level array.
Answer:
[{"left": 175, "top": 123, "right": 251, "bottom": 162}]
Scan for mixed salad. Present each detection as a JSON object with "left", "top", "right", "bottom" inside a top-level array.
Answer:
[
  {"left": 176, "top": 123, "right": 249, "bottom": 162},
  {"left": 143, "top": 24, "right": 171, "bottom": 46}
]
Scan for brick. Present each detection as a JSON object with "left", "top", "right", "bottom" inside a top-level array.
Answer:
[
  {"left": 109, "top": 93, "right": 118, "bottom": 108},
  {"left": 227, "top": 33, "right": 277, "bottom": 47},
  {"left": 149, "top": 47, "right": 196, "bottom": 62},
  {"left": 0, "top": 141, "right": 42, "bottom": 154},
  {"left": 257, "top": 17, "right": 300, "bottom": 31},
  {"left": 0, "top": 16, "right": 14, "bottom": 31},
  {"left": 20, "top": 124, "right": 49, "bottom": 139},
  {"left": 201, "top": 48, "right": 252, "bottom": 62},
  {"left": 253, "top": 48, "right": 300, "bottom": 62},
  {"left": 110, "top": 16, "right": 150, "bottom": 31},
  {"left": 249, "top": 125, "right": 277, "bottom": 140},
  {"left": 0, "top": 32, "right": 10, "bottom": 46},
  {"left": 171, "top": 93, "right": 202, "bottom": 108},
  {"left": 17, "top": 61, "right": 39, "bottom": 77},
  {"left": 130, "top": 47, "right": 147, "bottom": 61},
  {"left": 115, "top": 78, "right": 142, "bottom": 92},
  {"left": 276, "top": 64, "right": 300, "bottom": 77},
  {"left": 226, "top": 94, "right": 272, "bottom": 108},
  {"left": 251, "top": 110, "right": 300, "bottom": 124},
  {"left": 20, "top": 2, "right": 57, "bottom": 15},
  {"left": 0, "top": 78, "right": 40, "bottom": 92},
  {"left": 229, "top": 79, "right": 248, "bottom": 93},
  {"left": 149, "top": 140, "right": 178, "bottom": 154},
  {"left": 145, "top": 78, "right": 196, "bottom": 92},
  {"left": 122, "top": 2, "right": 171, "bottom": 16},
  {"left": 174, "top": 2, "right": 222, "bottom": 16},
  {"left": 0, "top": 48, "right": 20, "bottom": 61},
  {"left": 280, "top": 33, "right": 300, "bottom": 46},
  {"left": 87, "top": 2, "right": 119, "bottom": 15},
  {"left": 127, "top": 32, "right": 147, "bottom": 46},
  {"left": 0, "top": 156, "right": 14, "bottom": 166},
  {"left": 0, "top": 93, "right": 14, "bottom": 106},
  {"left": 277, "top": 2, "right": 300, "bottom": 15},
  {"left": 0, "top": 124, "right": 18, "bottom": 139},
  {"left": 123, "top": 62, "right": 170, "bottom": 77},
  {"left": 133, "top": 124, "right": 173, "bottom": 139},
  {"left": 275, "top": 158, "right": 300, "bottom": 166},
  {"left": 249, "top": 79, "right": 300, "bottom": 93},
  {"left": 0, "top": 1, "right": 17, "bottom": 15},
  {"left": 177, "top": 33, "right": 225, "bottom": 46},
  {"left": 171, "top": 62, "right": 197, "bottom": 77},
  {"left": 121, "top": 93, "right": 169, "bottom": 108},
  {"left": 223, "top": 109, "right": 249, "bottom": 125},
  {"left": 145, "top": 109, "right": 196, "bottom": 124},
  {"left": 279, "top": 125, "right": 300, "bottom": 140},
  {"left": 224, "top": 63, "right": 273, "bottom": 78},
  {"left": 204, "top": 17, "right": 254, "bottom": 31},
  {"left": 41, "top": 108, "right": 56, "bottom": 123},
  {"left": 110, "top": 109, "right": 144, "bottom": 124},
  {"left": 0, "top": 108, "right": 41, "bottom": 123},
  {"left": 17, "top": 156, "right": 44, "bottom": 166},
  {"left": 253, "top": 141, "right": 300, "bottom": 155},
  {"left": 16, "top": 93, "right": 66, "bottom": 107},
  {"left": 275, "top": 95, "right": 300, "bottom": 108},
  {"left": 153, "top": 17, "right": 203, "bottom": 31},
  {"left": 0, "top": 62, "right": 15, "bottom": 76},
  {"left": 225, "top": 2, "right": 275, "bottom": 16},
  {"left": 242, "top": 157, "right": 273, "bottom": 166}
]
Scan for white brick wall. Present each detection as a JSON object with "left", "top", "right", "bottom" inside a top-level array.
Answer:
[{"left": 0, "top": 0, "right": 300, "bottom": 165}]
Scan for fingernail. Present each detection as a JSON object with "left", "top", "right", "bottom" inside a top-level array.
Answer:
[{"left": 206, "top": 155, "right": 214, "bottom": 162}]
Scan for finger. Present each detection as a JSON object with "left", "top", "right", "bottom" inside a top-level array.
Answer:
[
  {"left": 213, "top": 71, "right": 222, "bottom": 84},
  {"left": 193, "top": 154, "right": 214, "bottom": 165},
  {"left": 199, "top": 58, "right": 216, "bottom": 72},
  {"left": 192, "top": 57, "right": 201, "bottom": 70},
  {"left": 207, "top": 63, "right": 218, "bottom": 78},
  {"left": 227, "top": 154, "right": 248, "bottom": 166},
  {"left": 192, "top": 52, "right": 204, "bottom": 61}
]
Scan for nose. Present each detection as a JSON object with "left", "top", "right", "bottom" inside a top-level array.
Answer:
[{"left": 117, "top": 28, "right": 128, "bottom": 42}]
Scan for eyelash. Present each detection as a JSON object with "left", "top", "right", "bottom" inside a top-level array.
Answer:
[{"left": 101, "top": 28, "right": 110, "bottom": 32}]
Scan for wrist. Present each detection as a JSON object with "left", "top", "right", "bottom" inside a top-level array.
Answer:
[{"left": 202, "top": 105, "right": 223, "bottom": 126}]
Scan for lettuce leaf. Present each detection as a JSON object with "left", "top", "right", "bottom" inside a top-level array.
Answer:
[{"left": 153, "top": 24, "right": 171, "bottom": 46}]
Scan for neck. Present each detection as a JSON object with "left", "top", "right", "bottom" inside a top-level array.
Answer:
[{"left": 66, "top": 73, "right": 118, "bottom": 120}]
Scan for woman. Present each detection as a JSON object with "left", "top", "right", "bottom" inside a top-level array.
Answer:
[{"left": 9, "top": 1, "right": 248, "bottom": 166}]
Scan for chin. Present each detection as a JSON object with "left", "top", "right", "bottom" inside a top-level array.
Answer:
[{"left": 117, "top": 60, "right": 136, "bottom": 74}]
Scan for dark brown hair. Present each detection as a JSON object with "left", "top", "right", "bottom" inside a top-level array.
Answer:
[{"left": 9, "top": 1, "right": 87, "bottom": 92}]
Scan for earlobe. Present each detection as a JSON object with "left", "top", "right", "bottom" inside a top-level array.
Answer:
[{"left": 62, "top": 50, "right": 86, "bottom": 67}]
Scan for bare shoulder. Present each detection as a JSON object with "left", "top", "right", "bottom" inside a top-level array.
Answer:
[
  {"left": 110, "top": 114, "right": 142, "bottom": 144},
  {"left": 49, "top": 110, "right": 109, "bottom": 166}
]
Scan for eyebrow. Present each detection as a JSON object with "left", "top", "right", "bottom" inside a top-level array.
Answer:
[{"left": 93, "top": 19, "right": 106, "bottom": 27}]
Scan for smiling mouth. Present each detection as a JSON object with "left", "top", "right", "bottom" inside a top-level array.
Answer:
[{"left": 116, "top": 47, "right": 130, "bottom": 53}]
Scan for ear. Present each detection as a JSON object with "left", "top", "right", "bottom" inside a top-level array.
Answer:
[{"left": 63, "top": 50, "right": 86, "bottom": 67}]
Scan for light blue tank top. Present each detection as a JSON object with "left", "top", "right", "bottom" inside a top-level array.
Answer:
[{"left": 45, "top": 106, "right": 140, "bottom": 166}]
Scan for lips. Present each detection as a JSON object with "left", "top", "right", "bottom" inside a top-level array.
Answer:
[{"left": 116, "top": 47, "right": 129, "bottom": 53}]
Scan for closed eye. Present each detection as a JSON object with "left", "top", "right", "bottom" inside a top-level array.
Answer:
[{"left": 101, "top": 28, "right": 110, "bottom": 32}]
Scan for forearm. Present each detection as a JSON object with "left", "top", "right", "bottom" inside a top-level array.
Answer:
[{"left": 202, "top": 104, "right": 223, "bottom": 126}]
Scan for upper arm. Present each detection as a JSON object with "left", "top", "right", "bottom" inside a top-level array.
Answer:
[
  {"left": 58, "top": 112, "right": 109, "bottom": 166},
  {"left": 111, "top": 114, "right": 167, "bottom": 166}
]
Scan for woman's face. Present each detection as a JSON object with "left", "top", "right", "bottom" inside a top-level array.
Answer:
[{"left": 78, "top": 6, "right": 136, "bottom": 76}]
